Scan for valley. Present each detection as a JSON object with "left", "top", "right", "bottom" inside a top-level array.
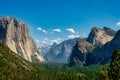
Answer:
[{"left": 0, "top": 16, "right": 119, "bottom": 80}]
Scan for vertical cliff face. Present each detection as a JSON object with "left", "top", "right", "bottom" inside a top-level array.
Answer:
[
  {"left": 44, "top": 38, "right": 79, "bottom": 63},
  {"left": 0, "top": 17, "right": 45, "bottom": 62},
  {"left": 87, "top": 27, "right": 114, "bottom": 45},
  {"left": 99, "top": 30, "right": 120, "bottom": 63},
  {"left": 69, "top": 39, "right": 94, "bottom": 66},
  {"left": 86, "top": 30, "right": 119, "bottom": 65}
]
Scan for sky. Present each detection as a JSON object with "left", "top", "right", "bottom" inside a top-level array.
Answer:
[{"left": 0, "top": 0, "right": 120, "bottom": 45}]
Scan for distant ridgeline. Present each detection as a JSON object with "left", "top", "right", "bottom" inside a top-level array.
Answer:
[{"left": 44, "top": 27, "right": 117, "bottom": 64}]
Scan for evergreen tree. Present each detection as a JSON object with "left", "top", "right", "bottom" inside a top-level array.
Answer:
[
  {"left": 108, "top": 49, "right": 120, "bottom": 80},
  {"left": 98, "top": 65, "right": 108, "bottom": 80}
]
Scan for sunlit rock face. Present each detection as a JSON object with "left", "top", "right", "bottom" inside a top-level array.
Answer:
[
  {"left": 87, "top": 27, "right": 114, "bottom": 45},
  {"left": 0, "top": 16, "right": 45, "bottom": 62},
  {"left": 87, "top": 30, "right": 119, "bottom": 65},
  {"left": 69, "top": 27, "right": 117, "bottom": 66}
]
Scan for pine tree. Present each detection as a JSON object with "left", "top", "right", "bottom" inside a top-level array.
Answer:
[
  {"left": 108, "top": 49, "right": 120, "bottom": 80},
  {"left": 98, "top": 66, "right": 108, "bottom": 80}
]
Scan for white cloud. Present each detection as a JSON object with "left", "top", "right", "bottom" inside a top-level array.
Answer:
[
  {"left": 57, "top": 38, "right": 61, "bottom": 40},
  {"left": 44, "top": 38, "right": 48, "bottom": 41},
  {"left": 42, "top": 29, "right": 47, "bottom": 33},
  {"left": 67, "top": 34, "right": 80, "bottom": 39},
  {"left": 66, "top": 28, "right": 75, "bottom": 34},
  {"left": 37, "top": 27, "right": 47, "bottom": 33},
  {"left": 36, "top": 40, "right": 40, "bottom": 43},
  {"left": 42, "top": 41, "right": 47, "bottom": 43},
  {"left": 116, "top": 22, "right": 120, "bottom": 26},
  {"left": 52, "top": 29, "right": 61, "bottom": 32},
  {"left": 37, "top": 27, "right": 42, "bottom": 30},
  {"left": 50, "top": 38, "right": 62, "bottom": 44},
  {"left": 50, "top": 40, "right": 59, "bottom": 44}
]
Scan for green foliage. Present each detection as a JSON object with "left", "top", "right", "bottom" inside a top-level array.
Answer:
[
  {"left": 1, "top": 42, "right": 120, "bottom": 80},
  {"left": 33, "top": 63, "right": 101, "bottom": 80},
  {"left": 85, "top": 46, "right": 95, "bottom": 52},
  {"left": 0, "top": 42, "right": 39, "bottom": 80},
  {"left": 108, "top": 49, "right": 120, "bottom": 80},
  {"left": 104, "top": 27, "right": 116, "bottom": 36},
  {"left": 94, "top": 42, "right": 103, "bottom": 48},
  {"left": 98, "top": 66, "right": 109, "bottom": 80}
]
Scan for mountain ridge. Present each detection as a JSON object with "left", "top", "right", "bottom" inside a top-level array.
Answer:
[
  {"left": 44, "top": 38, "right": 80, "bottom": 63},
  {"left": 69, "top": 27, "right": 117, "bottom": 66}
]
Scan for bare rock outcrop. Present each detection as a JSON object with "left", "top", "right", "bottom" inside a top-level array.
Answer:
[
  {"left": 0, "top": 16, "right": 45, "bottom": 62},
  {"left": 87, "top": 27, "right": 114, "bottom": 45},
  {"left": 69, "top": 39, "right": 94, "bottom": 66}
]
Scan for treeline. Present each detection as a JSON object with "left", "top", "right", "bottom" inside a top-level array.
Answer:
[
  {"left": 98, "top": 49, "right": 120, "bottom": 80},
  {"left": 33, "top": 49, "right": 120, "bottom": 80},
  {"left": 32, "top": 63, "right": 100, "bottom": 80},
  {"left": 0, "top": 45, "right": 120, "bottom": 80}
]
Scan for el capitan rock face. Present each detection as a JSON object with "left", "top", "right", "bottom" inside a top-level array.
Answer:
[
  {"left": 0, "top": 16, "right": 45, "bottom": 62},
  {"left": 87, "top": 27, "right": 114, "bottom": 45}
]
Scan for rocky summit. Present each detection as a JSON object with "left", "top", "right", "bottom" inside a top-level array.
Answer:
[
  {"left": 0, "top": 17, "right": 45, "bottom": 62},
  {"left": 87, "top": 27, "right": 114, "bottom": 45},
  {"left": 90, "top": 30, "right": 120, "bottom": 64},
  {"left": 69, "top": 27, "right": 117, "bottom": 66}
]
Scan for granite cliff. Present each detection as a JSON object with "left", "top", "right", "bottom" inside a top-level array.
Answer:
[
  {"left": 0, "top": 17, "right": 45, "bottom": 62},
  {"left": 87, "top": 27, "right": 115, "bottom": 45}
]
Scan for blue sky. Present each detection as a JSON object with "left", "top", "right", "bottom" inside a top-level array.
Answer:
[{"left": 0, "top": 0, "right": 120, "bottom": 44}]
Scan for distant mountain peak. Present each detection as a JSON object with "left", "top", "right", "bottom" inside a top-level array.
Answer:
[
  {"left": 44, "top": 38, "right": 80, "bottom": 63},
  {"left": 51, "top": 42, "right": 58, "bottom": 47},
  {"left": 37, "top": 43, "right": 50, "bottom": 56}
]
